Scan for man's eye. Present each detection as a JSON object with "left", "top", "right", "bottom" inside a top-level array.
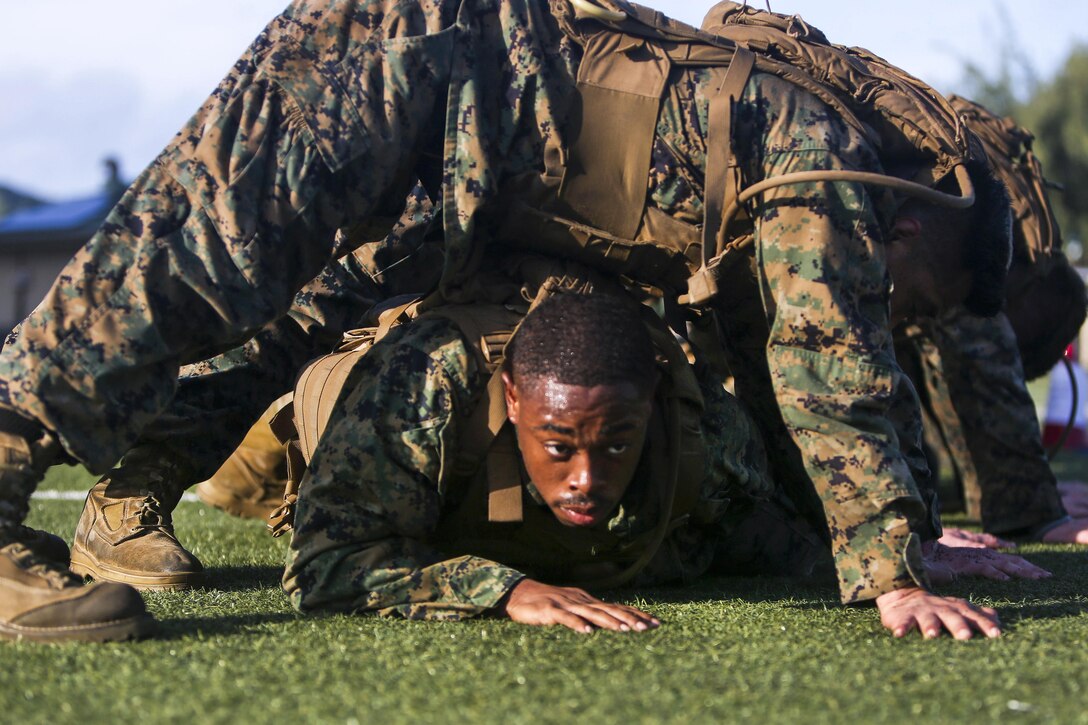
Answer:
[
  {"left": 606, "top": 443, "right": 630, "bottom": 455},
  {"left": 544, "top": 443, "right": 573, "bottom": 457}
]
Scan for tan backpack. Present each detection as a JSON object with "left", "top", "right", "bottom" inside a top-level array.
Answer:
[
  {"left": 457, "top": 0, "right": 984, "bottom": 305},
  {"left": 948, "top": 94, "right": 1061, "bottom": 265}
]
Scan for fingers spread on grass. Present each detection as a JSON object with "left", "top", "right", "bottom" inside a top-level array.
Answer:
[
  {"left": 500, "top": 579, "right": 658, "bottom": 633},
  {"left": 875, "top": 588, "right": 1002, "bottom": 640},
  {"left": 926, "top": 543, "right": 1051, "bottom": 581}
]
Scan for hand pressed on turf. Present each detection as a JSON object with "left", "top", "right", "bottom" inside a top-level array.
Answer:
[
  {"left": 938, "top": 528, "right": 1015, "bottom": 549},
  {"left": 497, "top": 579, "right": 660, "bottom": 633},
  {"left": 922, "top": 541, "right": 1051, "bottom": 583},
  {"left": 876, "top": 587, "right": 1000, "bottom": 640}
]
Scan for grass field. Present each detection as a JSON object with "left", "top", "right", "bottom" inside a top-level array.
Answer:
[{"left": 3, "top": 461, "right": 1088, "bottom": 725}]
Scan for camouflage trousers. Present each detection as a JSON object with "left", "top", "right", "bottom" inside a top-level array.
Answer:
[
  {"left": 0, "top": 0, "right": 554, "bottom": 524},
  {"left": 895, "top": 308, "right": 1066, "bottom": 535}
]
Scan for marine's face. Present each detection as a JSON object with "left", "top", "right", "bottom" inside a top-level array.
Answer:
[
  {"left": 503, "top": 373, "right": 653, "bottom": 528},
  {"left": 886, "top": 215, "right": 973, "bottom": 325}
]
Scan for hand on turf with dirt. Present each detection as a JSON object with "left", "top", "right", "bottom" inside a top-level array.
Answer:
[
  {"left": 876, "top": 587, "right": 1001, "bottom": 639},
  {"left": 922, "top": 541, "right": 1050, "bottom": 583},
  {"left": 498, "top": 579, "right": 660, "bottom": 633},
  {"left": 938, "top": 528, "right": 1015, "bottom": 549}
]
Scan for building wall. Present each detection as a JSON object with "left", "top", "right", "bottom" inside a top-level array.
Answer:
[{"left": 0, "top": 248, "right": 79, "bottom": 333}]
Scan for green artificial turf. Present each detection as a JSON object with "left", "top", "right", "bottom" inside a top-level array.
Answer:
[{"left": 3, "top": 462, "right": 1088, "bottom": 725}]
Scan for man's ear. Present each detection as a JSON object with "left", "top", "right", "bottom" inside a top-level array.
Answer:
[
  {"left": 502, "top": 370, "right": 519, "bottom": 424},
  {"left": 890, "top": 215, "right": 923, "bottom": 241}
]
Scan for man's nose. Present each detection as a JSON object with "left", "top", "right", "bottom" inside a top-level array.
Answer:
[{"left": 568, "top": 452, "right": 605, "bottom": 492}]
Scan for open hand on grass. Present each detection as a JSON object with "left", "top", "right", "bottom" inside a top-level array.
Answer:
[
  {"left": 876, "top": 587, "right": 1000, "bottom": 639},
  {"left": 922, "top": 541, "right": 1051, "bottom": 583},
  {"left": 938, "top": 528, "right": 1015, "bottom": 549},
  {"left": 498, "top": 578, "right": 660, "bottom": 633}
]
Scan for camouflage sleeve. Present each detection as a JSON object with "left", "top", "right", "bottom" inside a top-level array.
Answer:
[
  {"left": 738, "top": 74, "right": 929, "bottom": 603},
  {"left": 282, "top": 317, "right": 525, "bottom": 620},
  {"left": 918, "top": 310, "right": 1066, "bottom": 534}
]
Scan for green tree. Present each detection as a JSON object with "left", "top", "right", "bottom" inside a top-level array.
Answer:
[{"left": 1017, "top": 47, "right": 1088, "bottom": 254}]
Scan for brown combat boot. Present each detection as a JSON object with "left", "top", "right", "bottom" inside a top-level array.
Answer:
[
  {"left": 0, "top": 528, "right": 156, "bottom": 642},
  {"left": 195, "top": 411, "right": 289, "bottom": 520},
  {"left": 70, "top": 452, "right": 203, "bottom": 591},
  {"left": 0, "top": 413, "right": 151, "bottom": 641}
]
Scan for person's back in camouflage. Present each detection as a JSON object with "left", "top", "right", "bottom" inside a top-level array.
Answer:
[{"left": 0, "top": 0, "right": 1013, "bottom": 639}]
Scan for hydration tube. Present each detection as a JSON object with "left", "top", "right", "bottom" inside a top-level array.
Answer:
[
  {"left": 1048, "top": 356, "right": 1080, "bottom": 458},
  {"left": 569, "top": 0, "right": 626, "bottom": 22},
  {"left": 714, "top": 164, "right": 976, "bottom": 262}
]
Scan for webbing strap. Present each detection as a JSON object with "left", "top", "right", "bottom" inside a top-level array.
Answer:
[
  {"left": 267, "top": 439, "right": 305, "bottom": 538},
  {"left": 704, "top": 47, "right": 754, "bottom": 269},
  {"left": 451, "top": 364, "right": 510, "bottom": 481},
  {"left": 486, "top": 427, "right": 524, "bottom": 523},
  {"left": 374, "top": 299, "right": 419, "bottom": 343},
  {"left": 683, "top": 47, "right": 754, "bottom": 305}
]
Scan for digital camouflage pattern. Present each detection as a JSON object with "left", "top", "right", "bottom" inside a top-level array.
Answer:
[
  {"left": 121, "top": 185, "right": 443, "bottom": 504},
  {"left": 651, "top": 67, "right": 930, "bottom": 602},
  {"left": 0, "top": 0, "right": 930, "bottom": 603},
  {"left": 0, "top": 0, "right": 576, "bottom": 519},
  {"left": 282, "top": 311, "right": 813, "bottom": 619},
  {"left": 896, "top": 310, "right": 1067, "bottom": 535}
]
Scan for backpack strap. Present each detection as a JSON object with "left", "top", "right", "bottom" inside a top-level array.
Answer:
[
  {"left": 687, "top": 47, "right": 755, "bottom": 306},
  {"left": 486, "top": 426, "right": 524, "bottom": 523}
]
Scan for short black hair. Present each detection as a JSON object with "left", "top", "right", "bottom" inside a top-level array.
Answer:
[
  {"left": 961, "top": 158, "right": 1014, "bottom": 316},
  {"left": 505, "top": 292, "right": 657, "bottom": 392}
]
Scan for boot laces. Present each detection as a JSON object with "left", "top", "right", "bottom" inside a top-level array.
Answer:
[
  {"left": 130, "top": 495, "right": 170, "bottom": 533},
  {"left": 3, "top": 542, "right": 74, "bottom": 588}
]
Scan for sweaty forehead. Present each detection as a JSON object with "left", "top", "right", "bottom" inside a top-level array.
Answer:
[{"left": 519, "top": 378, "right": 652, "bottom": 421}]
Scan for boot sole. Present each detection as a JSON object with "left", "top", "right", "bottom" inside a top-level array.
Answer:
[
  {"left": 69, "top": 546, "right": 201, "bottom": 592},
  {"left": 0, "top": 613, "right": 157, "bottom": 643},
  {"left": 195, "top": 481, "right": 279, "bottom": 520}
]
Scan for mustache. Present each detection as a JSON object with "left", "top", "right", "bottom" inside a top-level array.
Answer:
[{"left": 557, "top": 492, "right": 601, "bottom": 509}]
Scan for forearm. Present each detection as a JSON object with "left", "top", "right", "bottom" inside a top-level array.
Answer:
[
  {"left": 283, "top": 536, "right": 524, "bottom": 619},
  {"left": 766, "top": 343, "right": 930, "bottom": 601},
  {"left": 754, "top": 145, "right": 929, "bottom": 601}
]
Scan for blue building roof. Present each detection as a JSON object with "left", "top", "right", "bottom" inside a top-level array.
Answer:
[
  {"left": 0, "top": 191, "right": 117, "bottom": 250},
  {"left": 0, "top": 193, "right": 111, "bottom": 235}
]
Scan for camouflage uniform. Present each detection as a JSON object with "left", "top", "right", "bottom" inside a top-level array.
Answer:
[
  {"left": 125, "top": 186, "right": 442, "bottom": 492},
  {"left": 889, "top": 95, "right": 1085, "bottom": 538},
  {"left": 650, "top": 67, "right": 931, "bottom": 602},
  {"left": 896, "top": 309, "right": 1067, "bottom": 535},
  {"left": 0, "top": 0, "right": 928, "bottom": 604},
  {"left": 0, "top": 0, "right": 578, "bottom": 521},
  {"left": 282, "top": 311, "right": 826, "bottom": 618}
]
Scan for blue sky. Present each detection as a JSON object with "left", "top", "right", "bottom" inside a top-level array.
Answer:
[{"left": 1, "top": 0, "right": 1084, "bottom": 200}]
